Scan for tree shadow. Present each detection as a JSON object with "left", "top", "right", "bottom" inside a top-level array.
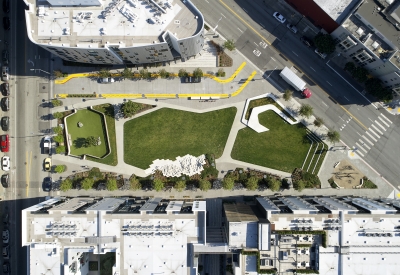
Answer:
[{"left": 73, "top": 137, "right": 88, "bottom": 148}]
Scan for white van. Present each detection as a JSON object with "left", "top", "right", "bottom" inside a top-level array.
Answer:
[{"left": 314, "top": 49, "right": 327, "bottom": 59}]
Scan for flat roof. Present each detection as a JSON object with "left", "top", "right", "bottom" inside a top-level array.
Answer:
[
  {"left": 26, "top": 0, "right": 202, "bottom": 47},
  {"left": 314, "top": 0, "right": 361, "bottom": 23},
  {"left": 351, "top": 197, "right": 397, "bottom": 213},
  {"left": 50, "top": 197, "right": 94, "bottom": 211},
  {"left": 86, "top": 197, "right": 126, "bottom": 211},
  {"left": 256, "top": 197, "right": 280, "bottom": 211},
  {"left": 279, "top": 197, "right": 318, "bottom": 212},
  {"left": 224, "top": 203, "right": 259, "bottom": 223},
  {"left": 140, "top": 197, "right": 162, "bottom": 212},
  {"left": 313, "top": 197, "right": 358, "bottom": 212}
]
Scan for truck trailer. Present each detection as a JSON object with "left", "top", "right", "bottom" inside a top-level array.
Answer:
[{"left": 279, "top": 67, "right": 312, "bottom": 98}]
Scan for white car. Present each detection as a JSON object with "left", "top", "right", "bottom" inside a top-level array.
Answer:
[
  {"left": 100, "top": 77, "right": 115, "bottom": 83},
  {"left": 315, "top": 49, "right": 327, "bottom": 59},
  {"left": 2, "top": 156, "right": 10, "bottom": 171},
  {"left": 286, "top": 23, "right": 298, "bottom": 34},
  {"left": 2, "top": 229, "right": 9, "bottom": 244},
  {"left": 273, "top": 12, "right": 286, "bottom": 23}
]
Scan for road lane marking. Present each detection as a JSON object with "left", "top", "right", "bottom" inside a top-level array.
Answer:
[
  {"left": 355, "top": 150, "right": 365, "bottom": 157},
  {"left": 344, "top": 96, "right": 350, "bottom": 101},
  {"left": 219, "top": 0, "right": 368, "bottom": 130},
  {"left": 356, "top": 142, "right": 368, "bottom": 153},
  {"left": 205, "top": 0, "right": 209, "bottom": 2},
  {"left": 321, "top": 101, "right": 327, "bottom": 106},
  {"left": 371, "top": 124, "right": 383, "bottom": 135},
  {"left": 365, "top": 131, "right": 378, "bottom": 142},
  {"left": 361, "top": 135, "right": 374, "bottom": 146},
  {"left": 260, "top": 23, "right": 265, "bottom": 28},
  {"left": 243, "top": 8, "right": 248, "bottom": 13},
  {"left": 271, "top": 57, "right": 276, "bottom": 61},
  {"left": 368, "top": 117, "right": 373, "bottom": 122},
  {"left": 368, "top": 128, "right": 380, "bottom": 139},
  {"left": 237, "top": 28, "right": 243, "bottom": 33},
  {"left": 378, "top": 116, "right": 390, "bottom": 127},
  {"left": 326, "top": 81, "right": 333, "bottom": 86},
  {"left": 254, "top": 42, "right": 258, "bottom": 46},
  {"left": 310, "top": 66, "right": 316, "bottom": 72},
  {"left": 380, "top": 113, "right": 392, "bottom": 124},
  {"left": 375, "top": 120, "right": 386, "bottom": 131},
  {"left": 356, "top": 131, "right": 362, "bottom": 136},
  {"left": 292, "top": 51, "right": 298, "bottom": 56},
  {"left": 221, "top": 13, "right": 226, "bottom": 18}
]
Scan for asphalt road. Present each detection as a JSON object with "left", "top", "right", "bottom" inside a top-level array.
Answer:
[{"left": 192, "top": 0, "right": 400, "bottom": 187}]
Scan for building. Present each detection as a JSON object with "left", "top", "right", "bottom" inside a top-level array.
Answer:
[
  {"left": 223, "top": 195, "right": 400, "bottom": 275},
  {"left": 22, "top": 197, "right": 206, "bottom": 275},
  {"left": 23, "top": 0, "right": 205, "bottom": 65}
]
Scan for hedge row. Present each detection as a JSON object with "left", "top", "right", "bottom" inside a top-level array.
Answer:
[{"left": 67, "top": 94, "right": 96, "bottom": 98}]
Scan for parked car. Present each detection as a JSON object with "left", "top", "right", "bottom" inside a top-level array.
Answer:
[
  {"left": 273, "top": 12, "right": 286, "bottom": 23},
  {"left": 2, "top": 0, "right": 9, "bottom": 13},
  {"left": 1, "top": 134, "right": 9, "bottom": 152},
  {"left": 1, "top": 174, "right": 9, "bottom": 188},
  {"left": 2, "top": 156, "right": 9, "bottom": 171},
  {"left": 315, "top": 48, "right": 327, "bottom": 59},
  {"left": 2, "top": 16, "right": 9, "bottom": 30},
  {"left": 43, "top": 177, "right": 52, "bottom": 192},
  {"left": 2, "top": 212, "right": 9, "bottom": 225},
  {"left": 2, "top": 261, "right": 10, "bottom": 275},
  {"left": 2, "top": 245, "right": 9, "bottom": 259},
  {"left": 2, "top": 229, "right": 9, "bottom": 243},
  {"left": 100, "top": 77, "right": 115, "bottom": 83},
  {"left": 1, "top": 116, "right": 9, "bottom": 131},
  {"left": 43, "top": 136, "right": 51, "bottom": 155},
  {"left": 1, "top": 83, "right": 9, "bottom": 96},
  {"left": 286, "top": 24, "right": 298, "bottom": 34},
  {"left": 2, "top": 50, "right": 8, "bottom": 65},
  {"left": 1, "top": 97, "right": 9, "bottom": 111},
  {"left": 2, "top": 66, "right": 9, "bottom": 82},
  {"left": 300, "top": 36, "right": 313, "bottom": 47},
  {"left": 44, "top": 157, "right": 51, "bottom": 171}
]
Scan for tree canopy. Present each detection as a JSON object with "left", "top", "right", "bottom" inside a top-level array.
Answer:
[
  {"left": 199, "top": 179, "right": 211, "bottom": 191},
  {"left": 121, "top": 100, "right": 144, "bottom": 118},
  {"left": 106, "top": 178, "right": 118, "bottom": 191},
  {"left": 246, "top": 176, "right": 259, "bottom": 191},
  {"left": 299, "top": 104, "right": 313, "bottom": 118},
  {"left": 313, "top": 33, "right": 336, "bottom": 54},
  {"left": 153, "top": 179, "right": 164, "bottom": 192},
  {"left": 222, "top": 177, "right": 235, "bottom": 190}
]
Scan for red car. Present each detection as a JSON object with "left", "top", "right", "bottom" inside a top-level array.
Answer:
[{"left": 1, "top": 134, "right": 9, "bottom": 152}]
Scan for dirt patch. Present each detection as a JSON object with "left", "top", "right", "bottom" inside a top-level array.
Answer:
[{"left": 330, "top": 160, "right": 364, "bottom": 189}]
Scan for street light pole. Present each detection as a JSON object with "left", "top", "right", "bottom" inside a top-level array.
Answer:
[
  {"left": 267, "top": 66, "right": 277, "bottom": 78},
  {"left": 212, "top": 17, "right": 223, "bottom": 35},
  {"left": 30, "top": 68, "right": 51, "bottom": 75}
]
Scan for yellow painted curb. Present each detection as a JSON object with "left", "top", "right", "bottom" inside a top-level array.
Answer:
[{"left": 231, "top": 71, "right": 257, "bottom": 97}]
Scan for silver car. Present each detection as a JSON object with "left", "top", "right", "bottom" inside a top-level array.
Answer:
[{"left": 1, "top": 66, "right": 9, "bottom": 82}]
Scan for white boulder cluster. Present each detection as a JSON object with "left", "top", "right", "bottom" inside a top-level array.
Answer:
[{"left": 145, "top": 154, "right": 206, "bottom": 177}]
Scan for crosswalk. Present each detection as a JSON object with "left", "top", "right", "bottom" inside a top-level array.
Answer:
[{"left": 354, "top": 113, "right": 392, "bottom": 157}]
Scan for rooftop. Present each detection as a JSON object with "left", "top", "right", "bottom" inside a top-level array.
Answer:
[
  {"left": 25, "top": 0, "right": 202, "bottom": 48},
  {"left": 314, "top": 0, "right": 361, "bottom": 23}
]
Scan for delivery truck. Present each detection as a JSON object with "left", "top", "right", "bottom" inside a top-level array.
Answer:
[{"left": 279, "top": 67, "right": 312, "bottom": 98}]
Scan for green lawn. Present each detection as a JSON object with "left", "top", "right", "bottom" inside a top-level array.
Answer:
[
  {"left": 87, "top": 104, "right": 118, "bottom": 166},
  {"left": 66, "top": 109, "right": 108, "bottom": 158},
  {"left": 231, "top": 111, "right": 310, "bottom": 173},
  {"left": 124, "top": 107, "right": 236, "bottom": 169}
]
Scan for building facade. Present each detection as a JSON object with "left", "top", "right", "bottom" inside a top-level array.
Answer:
[{"left": 23, "top": 0, "right": 205, "bottom": 65}]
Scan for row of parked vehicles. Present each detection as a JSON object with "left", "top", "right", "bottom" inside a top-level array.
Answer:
[{"left": 2, "top": 211, "right": 10, "bottom": 275}]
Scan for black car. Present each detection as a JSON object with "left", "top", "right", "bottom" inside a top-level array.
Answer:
[
  {"left": 2, "top": 0, "right": 9, "bottom": 13},
  {"left": 2, "top": 50, "right": 8, "bottom": 65},
  {"left": 300, "top": 36, "right": 313, "bottom": 48},
  {"left": 1, "top": 97, "right": 8, "bottom": 111},
  {"left": 3, "top": 16, "right": 10, "bottom": 31},
  {"left": 1, "top": 83, "right": 9, "bottom": 96},
  {"left": 1, "top": 174, "right": 9, "bottom": 188},
  {"left": 2, "top": 212, "right": 9, "bottom": 225},
  {"left": 2, "top": 261, "right": 10, "bottom": 275},
  {"left": 1, "top": 116, "right": 9, "bottom": 131},
  {"left": 43, "top": 177, "right": 52, "bottom": 192}
]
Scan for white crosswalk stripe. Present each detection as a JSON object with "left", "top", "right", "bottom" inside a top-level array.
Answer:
[
  {"left": 356, "top": 142, "right": 368, "bottom": 153},
  {"left": 371, "top": 124, "right": 383, "bottom": 135},
  {"left": 374, "top": 120, "right": 386, "bottom": 131},
  {"left": 355, "top": 150, "right": 365, "bottom": 157},
  {"left": 368, "top": 128, "right": 380, "bottom": 139},
  {"left": 361, "top": 135, "right": 374, "bottom": 146},
  {"left": 380, "top": 113, "right": 392, "bottom": 124},
  {"left": 365, "top": 131, "right": 377, "bottom": 142},
  {"left": 360, "top": 139, "right": 371, "bottom": 150},
  {"left": 378, "top": 116, "right": 390, "bottom": 128}
]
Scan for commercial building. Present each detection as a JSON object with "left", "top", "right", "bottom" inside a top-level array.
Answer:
[
  {"left": 223, "top": 195, "right": 400, "bottom": 275},
  {"left": 22, "top": 197, "right": 206, "bottom": 275},
  {"left": 23, "top": 0, "right": 205, "bottom": 65}
]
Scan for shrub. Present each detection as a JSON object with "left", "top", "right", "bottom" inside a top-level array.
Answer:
[
  {"left": 199, "top": 179, "right": 211, "bottom": 191},
  {"left": 54, "top": 165, "right": 66, "bottom": 173},
  {"left": 120, "top": 67, "right": 134, "bottom": 79},
  {"left": 52, "top": 126, "right": 63, "bottom": 135},
  {"left": 283, "top": 89, "right": 293, "bottom": 101},
  {"left": 281, "top": 178, "right": 290, "bottom": 189},
  {"left": 139, "top": 69, "right": 149, "bottom": 79},
  {"left": 53, "top": 112, "right": 64, "bottom": 119},
  {"left": 201, "top": 166, "right": 219, "bottom": 179},
  {"left": 85, "top": 136, "right": 97, "bottom": 147},
  {"left": 159, "top": 69, "right": 168, "bottom": 79},
  {"left": 51, "top": 99, "right": 63, "bottom": 107},
  {"left": 246, "top": 176, "right": 258, "bottom": 191},
  {"left": 222, "top": 177, "right": 235, "bottom": 190},
  {"left": 293, "top": 179, "right": 306, "bottom": 191},
  {"left": 313, "top": 117, "right": 324, "bottom": 127},
  {"left": 60, "top": 178, "right": 73, "bottom": 192},
  {"left": 326, "top": 130, "right": 340, "bottom": 144},
  {"left": 81, "top": 177, "right": 95, "bottom": 190},
  {"left": 53, "top": 135, "right": 64, "bottom": 144},
  {"left": 193, "top": 68, "right": 203, "bottom": 78},
  {"left": 175, "top": 180, "right": 186, "bottom": 192},
  {"left": 130, "top": 176, "right": 142, "bottom": 190},
  {"left": 153, "top": 179, "right": 164, "bottom": 192},
  {"left": 216, "top": 68, "right": 225, "bottom": 77},
  {"left": 88, "top": 167, "right": 103, "bottom": 179},
  {"left": 223, "top": 39, "right": 236, "bottom": 51},
  {"left": 299, "top": 104, "right": 313, "bottom": 118},
  {"left": 268, "top": 178, "right": 281, "bottom": 191},
  {"left": 121, "top": 100, "right": 143, "bottom": 118},
  {"left": 106, "top": 178, "right": 118, "bottom": 191},
  {"left": 98, "top": 68, "right": 111, "bottom": 78},
  {"left": 53, "top": 70, "right": 64, "bottom": 78},
  {"left": 178, "top": 69, "right": 188, "bottom": 77},
  {"left": 55, "top": 146, "right": 65, "bottom": 154}
]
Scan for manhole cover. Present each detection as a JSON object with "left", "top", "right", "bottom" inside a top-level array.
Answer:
[{"left": 39, "top": 83, "right": 49, "bottom": 93}]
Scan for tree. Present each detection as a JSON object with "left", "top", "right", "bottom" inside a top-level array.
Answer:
[
  {"left": 199, "top": 179, "right": 211, "bottom": 191},
  {"left": 268, "top": 178, "right": 281, "bottom": 192},
  {"left": 293, "top": 179, "right": 306, "bottom": 192},
  {"left": 52, "top": 126, "right": 63, "bottom": 135},
  {"left": 216, "top": 68, "right": 225, "bottom": 77},
  {"left": 175, "top": 180, "right": 186, "bottom": 192},
  {"left": 119, "top": 67, "right": 134, "bottom": 79},
  {"left": 222, "top": 177, "right": 235, "bottom": 190},
  {"left": 53, "top": 135, "right": 64, "bottom": 144},
  {"left": 60, "top": 178, "right": 73, "bottom": 192},
  {"left": 193, "top": 68, "right": 204, "bottom": 78},
  {"left": 53, "top": 70, "right": 64, "bottom": 79},
  {"left": 326, "top": 130, "right": 340, "bottom": 144},
  {"left": 246, "top": 176, "right": 259, "bottom": 191},
  {"left": 85, "top": 136, "right": 97, "bottom": 147},
  {"left": 283, "top": 89, "right": 293, "bottom": 101},
  {"left": 313, "top": 33, "right": 335, "bottom": 54},
  {"left": 98, "top": 68, "right": 111, "bottom": 78},
  {"left": 158, "top": 69, "right": 168, "bottom": 79},
  {"left": 224, "top": 39, "right": 236, "bottom": 51},
  {"left": 51, "top": 99, "right": 63, "bottom": 107},
  {"left": 344, "top": 62, "right": 356, "bottom": 74},
  {"left": 365, "top": 78, "right": 393, "bottom": 102},
  {"left": 129, "top": 176, "right": 142, "bottom": 190},
  {"left": 313, "top": 117, "right": 324, "bottom": 127},
  {"left": 121, "top": 100, "right": 143, "bottom": 118},
  {"left": 299, "top": 104, "right": 313, "bottom": 118},
  {"left": 153, "top": 179, "right": 164, "bottom": 192},
  {"left": 351, "top": 67, "right": 368, "bottom": 83},
  {"left": 81, "top": 177, "right": 95, "bottom": 190},
  {"left": 88, "top": 167, "right": 104, "bottom": 179},
  {"left": 139, "top": 69, "right": 149, "bottom": 79},
  {"left": 53, "top": 112, "right": 63, "bottom": 119},
  {"left": 55, "top": 146, "right": 65, "bottom": 154},
  {"left": 178, "top": 69, "right": 188, "bottom": 77},
  {"left": 106, "top": 178, "right": 118, "bottom": 191},
  {"left": 54, "top": 165, "right": 66, "bottom": 173}
]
